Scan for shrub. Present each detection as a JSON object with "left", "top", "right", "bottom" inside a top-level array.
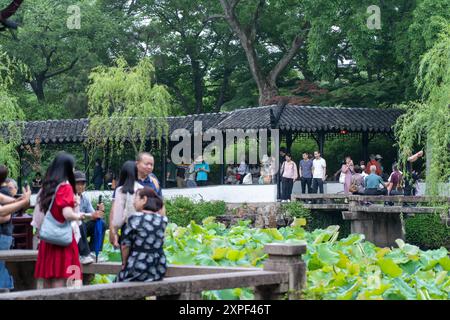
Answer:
[
  {"left": 405, "top": 214, "right": 450, "bottom": 250},
  {"left": 165, "top": 196, "right": 227, "bottom": 227}
]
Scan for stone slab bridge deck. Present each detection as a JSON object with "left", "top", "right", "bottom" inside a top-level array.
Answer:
[
  {"left": 292, "top": 194, "right": 450, "bottom": 247},
  {"left": 0, "top": 243, "right": 307, "bottom": 300}
]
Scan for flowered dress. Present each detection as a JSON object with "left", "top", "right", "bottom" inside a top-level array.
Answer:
[
  {"left": 34, "top": 183, "right": 81, "bottom": 280},
  {"left": 117, "top": 212, "right": 168, "bottom": 282}
]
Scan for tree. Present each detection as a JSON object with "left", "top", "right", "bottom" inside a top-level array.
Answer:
[
  {"left": 395, "top": 26, "right": 450, "bottom": 196},
  {"left": 217, "top": 0, "right": 310, "bottom": 105},
  {"left": 130, "top": 0, "right": 239, "bottom": 114},
  {"left": 86, "top": 57, "right": 172, "bottom": 156},
  {"left": 0, "top": 51, "right": 27, "bottom": 177},
  {"left": 0, "top": 0, "right": 132, "bottom": 112}
]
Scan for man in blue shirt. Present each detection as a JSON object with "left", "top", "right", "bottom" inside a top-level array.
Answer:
[
  {"left": 299, "top": 153, "right": 313, "bottom": 194},
  {"left": 74, "top": 171, "right": 107, "bottom": 264},
  {"left": 364, "top": 165, "right": 387, "bottom": 195},
  {"left": 194, "top": 156, "right": 210, "bottom": 187}
]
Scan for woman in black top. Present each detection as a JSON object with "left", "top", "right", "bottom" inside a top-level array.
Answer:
[{"left": 117, "top": 187, "right": 167, "bottom": 282}]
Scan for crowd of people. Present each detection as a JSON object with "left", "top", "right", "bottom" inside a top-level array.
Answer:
[
  {"left": 287, "top": 150, "right": 424, "bottom": 202},
  {"left": 0, "top": 147, "right": 425, "bottom": 292},
  {"left": 0, "top": 151, "right": 167, "bottom": 291}
]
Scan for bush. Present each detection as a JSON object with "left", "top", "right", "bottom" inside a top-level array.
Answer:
[
  {"left": 405, "top": 214, "right": 450, "bottom": 250},
  {"left": 165, "top": 196, "right": 227, "bottom": 227},
  {"left": 280, "top": 202, "right": 351, "bottom": 237}
]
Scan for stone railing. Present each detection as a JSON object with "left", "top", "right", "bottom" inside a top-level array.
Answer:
[{"left": 0, "top": 243, "right": 307, "bottom": 300}]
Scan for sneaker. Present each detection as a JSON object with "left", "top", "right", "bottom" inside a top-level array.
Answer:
[
  {"left": 80, "top": 255, "right": 94, "bottom": 265},
  {"left": 90, "top": 252, "right": 107, "bottom": 262}
]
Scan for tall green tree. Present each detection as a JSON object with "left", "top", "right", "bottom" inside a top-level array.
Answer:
[
  {"left": 0, "top": 51, "right": 27, "bottom": 177},
  {"left": 86, "top": 57, "right": 172, "bottom": 156},
  {"left": 0, "top": 0, "right": 134, "bottom": 118},
  {"left": 217, "top": 0, "right": 311, "bottom": 105},
  {"left": 395, "top": 26, "right": 450, "bottom": 196}
]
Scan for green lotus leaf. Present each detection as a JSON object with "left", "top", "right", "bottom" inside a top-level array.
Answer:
[{"left": 378, "top": 258, "right": 403, "bottom": 277}]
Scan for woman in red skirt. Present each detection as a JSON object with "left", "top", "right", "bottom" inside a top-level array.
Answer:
[{"left": 34, "top": 152, "right": 85, "bottom": 288}]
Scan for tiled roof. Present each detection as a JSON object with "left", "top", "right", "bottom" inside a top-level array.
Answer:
[{"left": 15, "top": 105, "right": 403, "bottom": 145}]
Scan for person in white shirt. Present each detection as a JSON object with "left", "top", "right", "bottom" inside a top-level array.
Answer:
[{"left": 312, "top": 151, "right": 326, "bottom": 194}]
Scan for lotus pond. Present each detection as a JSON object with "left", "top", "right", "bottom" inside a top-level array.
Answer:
[{"left": 94, "top": 217, "right": 450, "bottom": 300}]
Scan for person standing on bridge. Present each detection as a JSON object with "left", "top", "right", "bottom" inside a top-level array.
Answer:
[
  {"left": 312, "top": 151, "right": 326, "bottom": 195},
  {"left": 280, "top": 153, "right": 298, "bottom": 202},
  {"left": 116, "top": 187, "right": 167, "bottom": 282},
  {"left": 341, "top": 156, "right": 355, "bottom": 195},
  {"left": 299, "top": 153, "right": 313, "bottom": 194}
]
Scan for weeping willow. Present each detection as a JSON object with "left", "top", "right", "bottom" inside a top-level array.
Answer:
[
  {"left": 0, "top": 52, "right": 27, "bottom": 178},
  {"left": 395, "top": 26, "right": 450, "bottom": 196},
  {"left": 86, "top": 57, "right": 172, "bottom": 158}
]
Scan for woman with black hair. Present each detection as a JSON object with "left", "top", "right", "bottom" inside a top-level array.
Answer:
[
  {"left": 117, "top": 187, "right": 167, "bottom": 282},
  {"left": 33, "top": 152, "right": 85, "bottom": 289},
  {"left": 109, "top": 161, "right": 143, "bottom": 248}
]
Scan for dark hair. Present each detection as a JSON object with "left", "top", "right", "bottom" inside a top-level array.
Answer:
[
  {"left": 285, "top": 153, "right": 292, "bottom": 159},
  {"left": 35, "top": 172, "right": 41, "bottom": 177},
  {"left": 39, "top": 152, "right": 76, "bottom": 213},
  {"left": 354, "top": 165, "right": 362, "bottom": 174},
  {"left": 95, "top": 159, "right": 101, "bottom": 165},
  {"left": 279, "top": 147, "right": 286, "bottom": 154},
  {"left": 0, "top": 165, "right": 8, "bottom": 185},
  {"left": 137, "top": 187, "right": 163, "bottom": 212},
  {"left": 118, "top": 161, "right": 138, "bottom": 194}
]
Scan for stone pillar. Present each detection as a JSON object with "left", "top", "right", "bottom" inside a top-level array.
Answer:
[
  {"left": 342, "top": 210, "right": 404, "bottom": 247},
  {"left": 255, "top": 243, "right": 307, "bottom": 300},
  {"left": 6, "top": 261, "right": 37, "bottom": 291}
]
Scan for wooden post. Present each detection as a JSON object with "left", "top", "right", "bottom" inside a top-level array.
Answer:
[
  {"left": 17, "top": 147, "right": 23, "bottom": 190},
  {"left": 254, "top": 243, "right": 307, "bottom": 300},
  {"left": 318, "top": 132, "right": 325, "bottom": 156},
  {"left": 83, "top": 147, "right": 90, "bottom": 186},
  {"left": 161, "top": 137, "right": 167, "bottom": 189},
  {"left": 277, "top": 132, "right": 283, "bottom": 200},
  {"left": 362, "top": 132, "right": 369, "bottom": 162},
  {"left": 220, "top": 131, "right": 225, "bottom": 185},
  {"left": 286, "top": 131, "right": 293, "bottom": 154}
]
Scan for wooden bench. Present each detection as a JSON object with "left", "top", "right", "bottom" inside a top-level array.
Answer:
[{"left": 0, "top": 243, "right": 307, "bottom": 300}]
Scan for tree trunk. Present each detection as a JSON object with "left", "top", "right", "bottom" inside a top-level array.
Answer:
[
  {"left": 219, "top": 0, "right": 305, "bottom": 106},
  {"left": 260, "top": 81, "right": 279, "bottom": 106},
  {"left": 191, "top": 59, "right": 204, "bottom": 114},
  {"left": 30, "top": 75, "right": 45, "bottom": 101},
  {"left": 214, "top": 65, "right": 233, "bottom": 111}
]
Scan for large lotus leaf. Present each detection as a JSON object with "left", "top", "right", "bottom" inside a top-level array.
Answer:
[
  {"left": 317, "top": 244, "right": 340, "bottom": 265},
  {"left": 420, "top": 250, "right": 443, "bottom": 270},
  {"left": 212, "top": 248, "right": 228, "bottom": 260},
  {"left": 391, "top": 278, "right": 417, "bottom": 300},
  {"left": 400, "top": 260, "right": 422, "bottom": 275},
  {"left": 385, "top": 250, "right": 410, "bottom": 264},
  {"left": 226, "top": 249, "right": 246, "bottom": 261},
  {"left": 438, "top": 256, "right": 450, "bottom": 271},
  {"left": 336, "top": 280, "right": 361, "bottom": 300},
  {"left": 308, "top": 270, "right": 333, "bottom": 288},
  {"left": 378, "top": 258, "right": 403, "bottom": 277},
  {"left": 261, "top": 228, "right": 284, "bottom": 241},
  {"left": 336, "top": 251, "right": 350, "bottom": 269},
  {"left": 339, "top": 234, "right": 365, "bottom": 246},
  {"left": 195, "top": 254, "right": 219, "bottom": 266}
]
